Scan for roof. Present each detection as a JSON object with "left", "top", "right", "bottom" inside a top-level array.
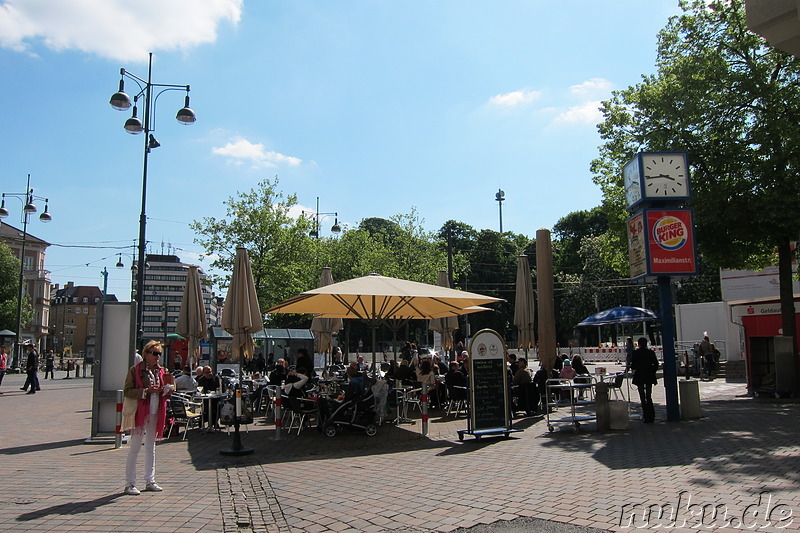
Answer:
[{"left": 0, "top": 221, "right": 50, "bottom": 247}]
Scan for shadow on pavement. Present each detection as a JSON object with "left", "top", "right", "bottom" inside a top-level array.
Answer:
[
  {"left": 0, "top": 438, "right": 88, "bottom": 456},
  {"left": 17, "top": 494, "right": 121, "bottom": 521}
]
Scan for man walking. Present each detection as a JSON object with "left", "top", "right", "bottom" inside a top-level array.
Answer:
[
  {"left": 21, "top": 343, "right": 41, "bottom": 394},
  {"left": 630, "top": 337, "right": 659, "bottom": 423}
]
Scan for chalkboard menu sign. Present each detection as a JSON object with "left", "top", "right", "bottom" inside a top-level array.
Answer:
[{"left": 468, "top": 329, "right": 510, "bottom": 432}]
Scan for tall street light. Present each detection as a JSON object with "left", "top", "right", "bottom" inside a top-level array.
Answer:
[
  {"left": 304, "top": 196, "right": 341, "bottom": 238},
  {"left": 495, "top": 188, "right": 505, "bottom": 233},
  {"left": 0, "top": 174, "right": 52, "bottom": 368},
  {"left": 109, "top": 52, "right": 196, "bottom": 348}
]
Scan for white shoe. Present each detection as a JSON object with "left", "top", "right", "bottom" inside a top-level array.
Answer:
[
  {"left": 145, "top": 482, "right": 163, "bottom": 492},
  {"left": 124, "top": 485, "right": 140, "bottom": 495}
]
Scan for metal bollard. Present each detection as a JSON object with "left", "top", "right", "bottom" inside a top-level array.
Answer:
[
  {"left": 421, "top": 382, "right": 429, "bottom": 436},
  {"left": 115, "top": 389, "right": 123, "bottom": 449},
  {"left": 274, "top": 394, "right": 282, "bottom": 440}
]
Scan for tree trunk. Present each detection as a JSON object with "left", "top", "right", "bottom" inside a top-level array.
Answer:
[{"left": 777, "top": 240, "right": 798, "bottom": 390}]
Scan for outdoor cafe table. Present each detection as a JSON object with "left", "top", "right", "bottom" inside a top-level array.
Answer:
[{"left": 193, "top": 391, "right": 229, "bottom": 431}]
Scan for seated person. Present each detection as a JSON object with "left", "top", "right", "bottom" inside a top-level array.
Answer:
[
  {"left": 458, "top": 352, "right": 470, "bottom": 376},
  {"left": 269, "top": 358, "right": 287, "bottom": 385},
  {"left": 196, "top": 366, "right": 220, "bottom": 392},
  {"left": 415, "top": 360, "right": 440, "bottom": 407},
  {"left": 444, "top": 362, "right": 467, "bottom": 388},
  {"left": 393, "top": 359, "right": 415, "bottom": 385},
  {"left": 560, "top": 359, "right": 577, "bottom": 380},
  {"left": 282, "top": 368, "right": 310, "bottom": 398},
  {"left": 433, "top": 355, "right": 448, "bottom": 376},
  {"left": 571, "top": 355, "right": 591, "bottom": 399},
  {"left": 356, "top": 355, "right": 367, "bottom": 372},
  {"left": 512, "top": 358, "right": 532, "bottom": 386},
  {"left": 346, "top": 361, "right": 367, "bottom": 396},
  {"left": 194, "top": 366, "right": 204, "bottom": 383},
  {"left": 175, "top": 366, "right": 197, "bottom": 391}
]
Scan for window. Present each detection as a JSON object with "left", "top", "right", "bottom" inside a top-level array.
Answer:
[{"left": 82, "top": 297, "right": 88, "bottom": 303}]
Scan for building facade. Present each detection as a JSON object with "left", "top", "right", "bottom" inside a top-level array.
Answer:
[
  {"left": 0, "top": 222, "right": 51, "bottom": 350},
  {"left": 49, "top": 283, "right": 115, "bottom": 356},
  {"left": 138, "top": 254, "right": 216, "bottom": 343}
]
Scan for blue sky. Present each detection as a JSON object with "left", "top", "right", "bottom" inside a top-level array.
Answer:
[{"left": 0, "top": 0, "right": 683, "bottom": 301}]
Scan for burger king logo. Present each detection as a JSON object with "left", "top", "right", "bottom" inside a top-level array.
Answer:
[{"left": 653, "top": 215, "right": 687, "bottom": 251}]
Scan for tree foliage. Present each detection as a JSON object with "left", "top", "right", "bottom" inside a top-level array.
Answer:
[
  {"left": 0, "top": 243, "right": 31, "bottom": 333},
  {"left": 592, "top": 0, "right": 798, "bottom": 350}
]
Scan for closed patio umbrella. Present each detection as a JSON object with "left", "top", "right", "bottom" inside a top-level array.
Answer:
[
  {"left": 310, "top": 267, "right": 343, "bottom": 362},
  {"left": 220, "top": 247, "right": 262, "bottom": 456},
  {"left": 428, "top": 270, "right": 458, "bottom": 352},
  {"left": 513, "top": 255, "right": 536, "bottom": 353},
  {"left": 175, "top": 265, "right": 206, "bottom": 368}
]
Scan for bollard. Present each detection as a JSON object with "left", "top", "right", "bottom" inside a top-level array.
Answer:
[
  {"left": 115, "top": 389, "right": 123, "bottom": 449},
  {"left": 421, "top": 382, "right": 429, "bottom": 436},
  {"left": 274, "top": 394, "right": 282, "bottom": 440}
]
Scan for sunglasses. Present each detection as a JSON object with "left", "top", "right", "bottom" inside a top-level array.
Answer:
[{"left": 148, "top": 351, "right": 162, "bottom": 356}]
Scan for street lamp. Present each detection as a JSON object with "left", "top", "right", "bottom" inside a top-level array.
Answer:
[
  {"left": 304, "top": 196, "right": 341, "bottom": 238},
  {"left": 109, "top": 52, "right": 196, "bottom": 348},
  {"left": 0, "top": 173, "right": 52, "bottom": 368},
  {"left": 495, "top": 188, "right": 505, "bottom": 233}
]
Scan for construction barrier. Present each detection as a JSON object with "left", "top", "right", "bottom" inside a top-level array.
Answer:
[
  {"left": 421, "top": 383, "right": 429, "bottom": 436},
  {"left": 274, "top": 394, "right": 282, "bottom": 440},
  {"left": 114, "top": 389, "right": 123, "bottom": 449}
]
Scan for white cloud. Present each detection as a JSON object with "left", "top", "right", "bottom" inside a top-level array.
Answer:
[
  {"left": 212, "top": 138, "right": 302, "bottom": 168},
  {"left": 0, "top": 0, "right": 242, "bottom": 61},
  {"left": 489, "top": 89, "right": 541, "bottom": 107},
  {"left": 569, "top": 78, "right": 613, "bottom": 97},
  {"left": 553, "top": 101, "right": 603, "bottom": 124}
]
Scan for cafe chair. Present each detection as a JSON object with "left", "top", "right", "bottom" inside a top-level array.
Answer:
[
  {"left": 167, "top": 397, "right": 202, "bottom": 440},
  {"left": 446, "top": 385, "right": 468, "bottom": 417},
  {"left": 607, "top": 372, "right": 626, "bottom": 400},
  {"left": 283, "top": 394, "right": 319, "bottom": 434}
]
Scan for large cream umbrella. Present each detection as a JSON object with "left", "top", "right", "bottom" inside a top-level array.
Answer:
[
  {"left": 429, "top": 270, "right": 458, "bottom": 352},
  {"left": 175, "top": 265, "right": 207, "bottom": 368},
  {"left": 220, "top": 247, "right": 262, "bottom": 456},
  {"left": 513, "top": 255, "right": 536, "bottom": 354},
  {"left": 309, "top": 267, "right": 343, "bottom": 362},
  {"left": 267, "top": 273, "right": 501, "bottom": 372}
]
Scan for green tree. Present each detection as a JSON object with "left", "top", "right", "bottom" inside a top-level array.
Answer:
[
  {"left": 0, "top": 243, "right": 31, "bottom": 334},
  {"left": 190, "top": 177, "right": 315, "bottom": 320},
  {"left": 592, "top": 0, "right": 800, "bottom": 363}
]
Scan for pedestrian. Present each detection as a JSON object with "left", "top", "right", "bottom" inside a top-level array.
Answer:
[
  {"left": 65, "top": 359, "right": 73, "bottom": 378},
  {"left": 21, "top": 343, "right": 41, "bottom": 394},
  {"left": 624, "top": 336, "right": 635, "bottom": 371},
  {"left": 122, "top": 340, "right": 173, "bottom": 495},
  {"left": 699, "top": 335, "right": 714, "bottom": 379},
  {"left": 630, "top": 337, "right": 659, "bottom": 423},
  {"left": 0, "top": 345, "right": 8, "bottom": 394},
  {"left": 44, "top": 350, "right": 55, "bottom": 379}
]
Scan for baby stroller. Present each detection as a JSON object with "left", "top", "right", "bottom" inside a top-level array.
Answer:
[{"left": 320, "top": 382, "right": 378, "bottom": 438}]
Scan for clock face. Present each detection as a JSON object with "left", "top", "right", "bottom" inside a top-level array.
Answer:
[
  {"left": 623, "top": 155, "right": 642, "bottom": 210},
  {"left": 642, "top": 153, "right": 689, "bottom": 198}
]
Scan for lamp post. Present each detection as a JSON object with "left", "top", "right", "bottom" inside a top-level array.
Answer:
[
  {"left": 0, "top": 174, "right": 52, "bottom": 368},
  {"left": 304, "top": 197, "right": 341, "bottom": 238},
  {"left": 495, "top": 189, "right": 505, "bottom": 233},
  {"left": 109, "top": 52, "right": 196, "bottom": 348}
]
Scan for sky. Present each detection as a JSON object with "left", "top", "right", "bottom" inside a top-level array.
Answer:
[{"left": 0, "top": 0, "right": 684, "bottom": 302}]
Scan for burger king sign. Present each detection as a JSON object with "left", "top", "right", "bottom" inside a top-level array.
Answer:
[{"left": 644, "top": 209, "right": 697, "bottom": 277}]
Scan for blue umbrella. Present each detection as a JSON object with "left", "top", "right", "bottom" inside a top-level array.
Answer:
[{"left": 577, "top": 306, "right": 659, "bottom": 327}]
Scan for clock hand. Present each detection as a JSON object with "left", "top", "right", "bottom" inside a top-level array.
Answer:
[{"left": 645, "top": 174, "right": 675, "bottom": 181}]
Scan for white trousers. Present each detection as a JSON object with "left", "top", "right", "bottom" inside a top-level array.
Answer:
[{"left": 125, "top": 414, "right": 158, "bottom": 486}]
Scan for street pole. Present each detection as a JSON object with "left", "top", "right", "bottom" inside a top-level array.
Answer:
[{"left": 658, "top": 275, "right": 680, "bottom": 421}]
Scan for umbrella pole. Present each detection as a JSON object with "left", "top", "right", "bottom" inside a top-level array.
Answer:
[
  {"left": 371, "top": 323, "right": 377, "bottom": 377},
  {"left": 221, "top": 343, "right": 253, "bottom": 456}
]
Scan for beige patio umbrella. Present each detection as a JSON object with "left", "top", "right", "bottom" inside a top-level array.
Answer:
[
  {"left": 220, "top": 247, "right": 261, "bottom": 456},
  {"left": 266, "top": 273, "right": 501, "bottom": 372},
  {"left": 428, "top": 270, "right": 458, "bottom": 352},
  {"left": 513, "top": 255, "right": 536, "bottom": 354},
  {"left": 175, "top": 265, "right": 207, "bottom": 368},
  {"left": 222, "top": 247, "right": 263, "bottom": 363},
  {"left": 310, "top": 267, "right": 343, "bottom": 360}
]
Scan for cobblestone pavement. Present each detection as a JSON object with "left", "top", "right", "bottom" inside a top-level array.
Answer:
[{"left": 0, "top": 369, "right": 798, "bottom": 532}]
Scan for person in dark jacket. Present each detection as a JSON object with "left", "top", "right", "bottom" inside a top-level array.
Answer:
[
  {"left": 630, "top": 337, "right": 659, "bottom": 423},
  {"left": 295, "top": 348, "right": 316, "bottom": 378}
]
